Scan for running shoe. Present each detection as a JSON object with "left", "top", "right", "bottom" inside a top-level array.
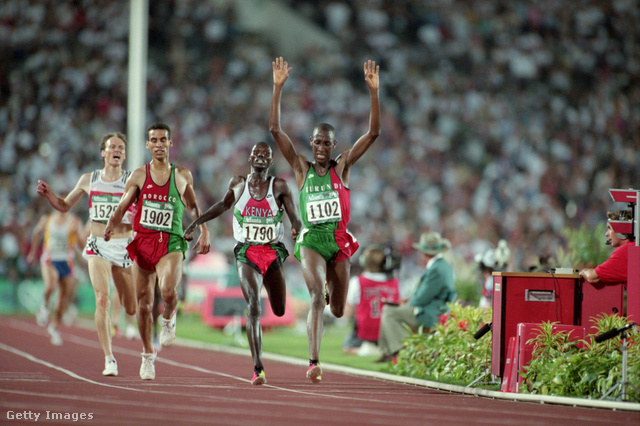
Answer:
[
  {"left": 140, "top": 349, "right": 156, "bottom": 380},
  {"left": 306, "top": 362, "right": 322, "bottom": 384},
  {"left": 102, "top": 359, "right": 118, "bottom": 376},
  {"left": 324, "top": 282, "right": 330, "bottom": 305},
  {"left": 112, "top": 325, "right": 121, "bottom": 338},
  {"left": 36, "top": 305, "right": 49, "bottom": 326},
  {"left": 47, "top": 324, "right": 62, "bottom": 346},
  {"left": 251, "top": 370, "right": 267, "bottom": 386},
  {"left": 159, "top": 309, "right": 177, "bottom": 346}
]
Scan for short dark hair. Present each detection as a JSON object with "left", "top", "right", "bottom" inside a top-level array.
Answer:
[
  {"left": 313, "top": 123, "right": 335, "bottom": 139},
  {"left": 147, "top": 122, "right": 171, "bottom": 139}
]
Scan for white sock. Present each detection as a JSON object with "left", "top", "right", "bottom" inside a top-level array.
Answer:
[{"left": 105, "top": 355, "right": 116, "bottom": 363}]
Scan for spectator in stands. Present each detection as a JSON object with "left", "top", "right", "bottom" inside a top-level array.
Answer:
[
  {"left": 376, "top": 232, "right": 455, "bottom": 363},
  {"left": 343, "top": 245, "right": 401, "bottom": 356}
]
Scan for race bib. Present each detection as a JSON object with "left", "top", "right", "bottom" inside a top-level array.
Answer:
[
  {"left": 139, "top": 199, "right": 174, "bottom": 232},
  {"left": 90, "top": 194, "right": 120, "bottom": 223},
  {"left": 242, "top": 216, "right": 277, "bottom": 244},
  {"left": 305, "top": 191, "right": 342, "bottom": 224}
]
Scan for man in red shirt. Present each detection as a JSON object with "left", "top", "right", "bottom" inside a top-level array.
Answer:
[{"left": 580, "top": 210, "right": 635, "bottom": 287}]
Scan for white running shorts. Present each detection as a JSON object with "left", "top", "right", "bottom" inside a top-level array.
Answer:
[{"left": 83, "top": 235, "right": 133, "bottom": 268}]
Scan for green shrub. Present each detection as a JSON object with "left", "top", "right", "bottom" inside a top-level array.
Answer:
[
  {"left": 451, "top": 256, "right": 482, "bottom": 306},
  {"left": 520, "top": 315, "right": 640, "bottom": 401},
  {"left": 556, "top": 223, "right": 611, "bottom": 268},
  {"left": 389, "top": 303, "right": 639, "bottom": 401},
  {"left": 390, "top": 302, "right": 493, "bottom": 386}
]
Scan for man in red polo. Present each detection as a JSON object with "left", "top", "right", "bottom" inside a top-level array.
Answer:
[{"left": 580, "top": 210, "right": 635, "bottom": 287}]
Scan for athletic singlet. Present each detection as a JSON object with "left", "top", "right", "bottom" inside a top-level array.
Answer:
[
  {"left": 88, "top": 169, "right": 133, "bottom": 225},
  {"left": 232, "top": 176, "right": 285, "bottom": 244},
  {"left": 133, "top": 163, "right": 185, "bottom": 236},
  {"left": 298, "top": 161, "right": 351, "bottom": 231},
  {"left": 43, "top": 214, "right": 76, "bottom": 262},
  {"left": 355, "top": 275, "right": 400, "bottom": 342}
]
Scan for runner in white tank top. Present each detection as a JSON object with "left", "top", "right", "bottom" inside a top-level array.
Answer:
[{"left": 35, "top": 132, "right": 137, "bottom": 376}]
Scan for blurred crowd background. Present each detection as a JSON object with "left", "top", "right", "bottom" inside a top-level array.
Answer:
[{"left": 1, "top": 0, "right": 638, "bottom": 299}]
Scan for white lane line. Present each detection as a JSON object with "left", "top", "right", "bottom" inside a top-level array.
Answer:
[
  {"left": 1, "top": 318, "right": 435, "bottom": 411},
  {"left": 0, "top": 342, "right": 146, "bottom": 393}
]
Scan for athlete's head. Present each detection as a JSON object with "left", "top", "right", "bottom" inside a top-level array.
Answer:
[
  {"left": 100, "top": 132, "right": 127, "bottom": 166},
  {"left": 249, "top": 142, "right": 273, "bottom": 171},
  {"left": 147, "top": 122, "right": 172, "bottom": 140},
  {"left": 310, "top": 123, "right": 336, "bottom": 162}
]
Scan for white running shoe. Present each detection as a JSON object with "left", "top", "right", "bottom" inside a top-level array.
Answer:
[
  {"left": 102, "top": 360, "right": 118, "bottom": 376},
  {"left": 36, "top": 305, "right": 49, "bottom": 326},
  {"left": 47, "top": 324, "right": 62, "bottom": 346},
  {"left": 125, "top": 324, "right": 137, "bottom": 340},
  {"left": 159, "top": 310, "right": 177, "bottom": 347},
  {"left": 140, "top": 350, "right": 156, "bottom": 380}
]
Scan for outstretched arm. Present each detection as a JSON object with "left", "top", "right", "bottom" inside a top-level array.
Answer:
[
  {"left": 341, "top": 60, "right": 381, "bottom": 168},
  {"left": 179, "top": 170, "right": 211, "bottom": 255},
  {"left": 269, "top": 57, "right": 306, "bottom": 182},
  {"left": 183, "top": 176, "right": 244, "bottom": 241},
  {"left": 36, "top": 175, "right": 89, "bottom": 212},
  {"left": 26, "top": 216, "right": 48, "bottom": 265},
  {"left": 274, "top": 178, "right": 301, "bottom": 240}
]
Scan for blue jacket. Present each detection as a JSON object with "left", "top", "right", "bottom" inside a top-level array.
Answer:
[{"left": 407, "top": 256, "right": 455, "bottom": 329}]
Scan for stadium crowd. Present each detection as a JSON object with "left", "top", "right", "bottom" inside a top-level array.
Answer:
[{"left": 1, "top": 1, "right": 638, "bottom": 296}]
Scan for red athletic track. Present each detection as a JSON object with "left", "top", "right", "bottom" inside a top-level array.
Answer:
[{"left": 1, "top": 317, "right": 638, "bottom": 425}]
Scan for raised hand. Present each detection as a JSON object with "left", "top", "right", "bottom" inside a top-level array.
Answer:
[
  {"left": 364, "top": 60, "right": 379, "bottom": 91},
  {"left": 36, "top": 179, "right": 51, "bottom": 198},
  {"left": 273, "top": 57, "right": 292, "bottom": 86}
]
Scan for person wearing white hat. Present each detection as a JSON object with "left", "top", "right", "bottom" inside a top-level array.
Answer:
[{"left": 376, "top": 232, "right": 455, "bottom": 363}]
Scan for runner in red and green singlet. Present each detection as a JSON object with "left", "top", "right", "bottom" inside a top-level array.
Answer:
[
  {"left": 105, "top": 122, "right": 210, "bottom": 381},
  {"left": 270, "top": 57, "right": 381, "bottom": 383}
]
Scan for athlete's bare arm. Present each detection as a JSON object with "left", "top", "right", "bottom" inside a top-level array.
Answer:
[
  {"left": 183, "top": 176, "right": 244, "bottom": 240},
  {"left": 37, "top": 174, "right": 90, "bottom": 212},
  {"left": 26, "top": 215, "right": 48, "bottom": 265},
  {"left": 270, "top": 57, "right": 310, "bottom": 187},
  {"left": 274, "top": 177, "right": 301, "bottom": 240},
  {"left": 175, "top": 166, "right": 210, "bottom": 254},
  {"left": 103, "top": 167, "right": 144, "bottom": 241},
  {"left": 336, "top": 60, "right": 381, "bottom": 183}
]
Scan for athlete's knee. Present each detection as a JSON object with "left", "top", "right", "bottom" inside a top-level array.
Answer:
[
  {"left": 124, "top": 302, "right": 136, "bottom": 316},
  {"left": 309, "top": 292, "right": 325, "bottom": 312},
  {"left": 159, "top": 285, "right": 177, "bottom": 303},
  {"left": 137, "top": 299, "right": 153, "bottom": 317},
  {"left": 271, "top": 304, "right": 285, "bottom": 317},
  {"left": 95, "top": 291, "right": 110, "bottom": 311},
  {"left": 246, "top": 297, "right": 262, "bottom": 318},
  {"left": 330, "top": 304, "right": 345, "bottom": 318}
]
